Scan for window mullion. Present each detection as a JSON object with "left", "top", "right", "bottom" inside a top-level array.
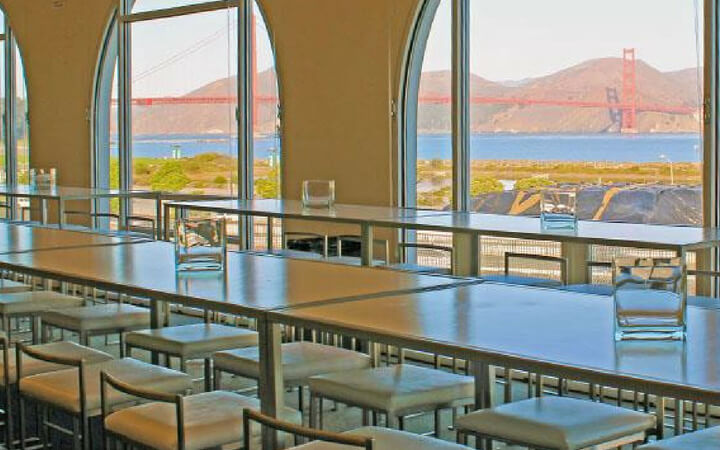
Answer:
[
  {"left": 118, "top": 0, "right": 133, "bottom": 224},
  {"left": 451, "top": 0, "right": 470, "bottom": 212}
]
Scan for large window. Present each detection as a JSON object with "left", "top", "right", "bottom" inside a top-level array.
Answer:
[
  {"left": 94, "top": 0, "right": 279, "bottom": 244},
  {"left": 0, "top": 9, "right": 30, "bottom": 216},
  {"left": 404, "top": 0, "right": 705, "bottom": 278}
]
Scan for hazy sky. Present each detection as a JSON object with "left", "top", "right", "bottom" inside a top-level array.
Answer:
[{"left": 129, "top": 0, "right": 703, "bottom": 97}]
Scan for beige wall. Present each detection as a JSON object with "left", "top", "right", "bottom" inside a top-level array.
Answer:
[
  {"left": 0, "top": 0, "right": 116, "bottom": 188},
  {"left": 0, "top": 0, "right": 421, "bottom": 211}
]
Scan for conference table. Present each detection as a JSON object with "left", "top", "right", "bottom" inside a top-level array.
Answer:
[
  {"left": 269, "top": 282, "right": 720, "bottom": 437},
  {"left": 164, "top": 198, "right": 720, "bottom": 277},
  {"left": 0, "top": 184, "right": 163, "bottom": 239}
]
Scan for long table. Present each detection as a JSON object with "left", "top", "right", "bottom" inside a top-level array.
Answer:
[
  {"left": 164, "top": 199, "right": 720, "bottom": 277},
  {"left": 0, "top": 222, "right": 146, "bottom": 254},
  {"left": 0, "top": 184, "right": 163, "bottom": 239},
  {"left": 269, "top": 282, "right": 720, "bottom": 436}
]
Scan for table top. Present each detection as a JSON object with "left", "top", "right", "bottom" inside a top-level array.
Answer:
[
  {"left": 0, "top": 184, "right": 154, "bottom": 200},
  {"left": 272, "top": 282, "right": 720, "bottom": 402},
  {"left": 0, "top": 240, "right": 474, "bottom": 316},
  {"left": 0, "top": 223, "right": 142, "bottom": 254},
  {"left": 408, "top": 212, "right": 720, "bottom": 250},
  {"left": 168, "top": 199, "right": 449, "bottom": 225}
]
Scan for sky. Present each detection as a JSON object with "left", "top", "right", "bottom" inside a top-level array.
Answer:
[{"left": 127, "top": 0, "right": 703, "bottom": 97}]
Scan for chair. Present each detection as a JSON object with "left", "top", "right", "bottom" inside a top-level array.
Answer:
[
  {"left": 266, "top": 231, "right": 330, "bottom": 260},
  {"left": 482, "top": 252, "right": 568, "bottom": 287},
  {"left": 0, "top": 333, "right": 112, "bottom": 449},
  {"left": 125, "top": 323, "right": 259, "bottom": 391},
  {"left": 101, "top": 371, "right": 301, "bottom": 450},
  {"left": 455, "top": 396, "right": 655, "bottom": 450},
  {"left": 389, "top": 242, "right": 453, "bottom": 275},
  {"left": 328, "top": 235, "right": 389, "bottom": 266},
  {"left": 40, "top": 303, "right": 150, "bottom": 355},
  {"left": 244, "top": 409, "right": 471, "bottom": 450},
  {"left": 17, "top": 344, "right": 192, "bottom": 450},
  {"left": 637, "top": 425, "right": 720, "bottom": 449},
  {"left": 0, "top": 291, "right": 85, "bottom": 343},
  {"left": 308, "top": 363, "right": 474, "bottom": 436},
  {"left": 213, "top": 341, "right": 372, "bottom": 412}
]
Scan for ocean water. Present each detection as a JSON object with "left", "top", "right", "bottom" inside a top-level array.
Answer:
[{"left": 124, "top": 133, "right": 701, "bottom": 163}]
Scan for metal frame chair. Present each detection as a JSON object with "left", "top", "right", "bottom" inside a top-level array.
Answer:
[
  {"left": 504, "top": 252, "right": 568, "bottom": 285},
  {"left": 335, "top": 235, "right": 390, "bottom": 264},
  {"left": 0, "top": 333, "right": 11, "bottom": 450},
  {"left": 100, "top": 370, "right": 186, "bottom": 450},
  {"left": 391, "top": 242, "right": 453, "bottom": 274},
  {"left": 243, "top": 408, "right": 374, "bottom": 450},
  {"left": 282, "top": 231, "right": 329, "bottom": 258}
]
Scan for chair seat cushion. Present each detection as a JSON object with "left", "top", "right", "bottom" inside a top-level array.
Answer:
[
  {"left": 1, "top": 341, "right": 112, "bottom": 386},
  {"left": 19, "top": 357, "right": 192, "bottom": 415},
  {"left": 455, "top": 397, "right": 655, "bottom": 450},
  {"left": 0, "top": 291, "right": 84, "bottom": 315},
  {"left": 482, "top": 275, "right": 563, "bottom": 288},
  {"left": 290, "top": 426, "right": 470, "bottom": 449},
  {"left": 40, "top": 304, "right": 150, "bottom": 332},
  {"left": 213, "top": 341, "right": 371, "bottom": 383},
  {"left": 638, "top": 426, "right": 720, "bottom": 449},
  {"left": 308, "top": 364, "right": 474, "bottom": 416},
  {"left": 0, "top": 279, "right": 32, "bottom": 294},
  {"left": 105, "top": 391, "right": 301, "bottom": 450},
  {"left": 126, "top": 324, "right": 258, "bottom": 358}
]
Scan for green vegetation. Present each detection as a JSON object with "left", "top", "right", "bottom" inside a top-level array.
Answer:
[
  {"left": 254, "top": 166, "right": 280, "bottom": 199},
  {"left": 149, "top": 160, "right": 191, "bottom": 192},
  {"left": 514, "top": 177, "right": 555, "bottom": 191},
  {"left": 470, "top": 176, "right": 504, "bottom": 196}
]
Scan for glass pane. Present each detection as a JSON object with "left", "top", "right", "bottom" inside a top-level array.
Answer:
[
  {"left": 130, "top": 7, "right": 237, "bottom": 218},
  {"left": 468, "top": 0, "right": 703, "bottom": 226},
  {"left": 131, "top": 0, "right": 218, "bottom": 13},
  {"left": 251, "top": 2, "right": 281, "bottom": 250},
  {"left": 416, "top": 0, "right": 451, "bottom": 211},
  {"left": 15, "top": 45, "right": 28, "bottom": 185},
  {"left": 0, "top": 44, "right": 5, "bottom": 187}
]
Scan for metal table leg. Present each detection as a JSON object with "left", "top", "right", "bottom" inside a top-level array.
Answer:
[
  {"left": 267, "top": 217, "right": 274, "bottom": 251},
  {"left": 361, "top": 223, "right": 374, "bottom": 266},
  {"left": 258, "top": 315, "right": 284, "bottom": 449}
]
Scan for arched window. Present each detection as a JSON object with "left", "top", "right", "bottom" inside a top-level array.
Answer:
[
  {"left": 402, "top": 0, "right": 706, "bottom": 279},
  {"left": 0, "top": 9, "right": 29, "bottom": 190},
  {"left": 94, "top": 0, "right": 280, "bottom": 241}
]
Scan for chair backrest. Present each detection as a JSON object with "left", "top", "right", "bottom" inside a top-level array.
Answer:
[
  {"left": 504, "top": 252, "right": 568, "bottom": 285},
  {"left": 398, "top": 242, "right": 453, "bottom": 265},
  {"left": 242, "top": 408, "right": 374, "bottom": 450},
  {"left": 283, "top": 231, "right": 329, "bottom": 258},
  {"left": 100, "top": 370, "right": 185, "bottom": 449}
]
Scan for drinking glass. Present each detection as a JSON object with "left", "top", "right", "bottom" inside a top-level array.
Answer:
[
  {"left": 49, "top": 168, "right": 57, "bottom": 187},
  {"left": 35, "top": 169, "right": 52, "bottom": 189},
  {"left": 302, "top": 180, "right": 335, "bottom": 208},
  {"left": 174, "top": 217, "right": 227, "bottom": 271},
  {"left": 613, "top": 257, "right": 686, "bottom": 341},
  {"left": 540, "top": 188, "right": 577, "bottom": 230},
  {"left": 29, "top": 168, "right": 36, "bottom": 187}
]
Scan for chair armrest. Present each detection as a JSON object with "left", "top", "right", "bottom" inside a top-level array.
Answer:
[{"left": 504, "top": 252, "right": 568, "bottom": 284}]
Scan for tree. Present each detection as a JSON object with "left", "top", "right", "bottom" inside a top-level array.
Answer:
[
  {"left": 149, "top": 160, "right": 190, "bottom": 192},
  {"left": 254, "top": 167, "right": 280, "bottom": 199},
  {"left": 514, "top": 177, "right": 554, "bottom": 191},
  {"left": 470, "top": 176, "right": 503, "bottom": 197}
]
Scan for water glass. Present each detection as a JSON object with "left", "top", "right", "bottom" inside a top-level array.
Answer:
[
  {"left": 613, "top": 257, "right": 686, "bottom": 341},
  {"left": 174, "top": 217, "right": 227, "bottom": 271},
  {"left": 540, "top": 188, "right": 577, "bottom": 230},
  {"left": 302, "top": 180, "right": 335, "bottom": 208},
  {"left": 49, "top": 168, "right": 57, "bottom": 187},
  {"left": 35, "top": 170, "right": 52, "bottom": 189},
  {"left": 29, "top": 168, "right": 36, "bottom": 187}
]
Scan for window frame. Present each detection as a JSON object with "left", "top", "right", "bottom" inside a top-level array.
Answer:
[{"left": 92, "top": 0, "right": 280, "bottom": 244}]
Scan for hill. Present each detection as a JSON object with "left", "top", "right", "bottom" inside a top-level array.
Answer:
[{"left": 128, "top": 57, "right": 701, "bottom": 135}]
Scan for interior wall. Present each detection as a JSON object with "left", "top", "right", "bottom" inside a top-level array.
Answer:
[{"left": 0, "top": 0, "right": 116, "bottom": 188}]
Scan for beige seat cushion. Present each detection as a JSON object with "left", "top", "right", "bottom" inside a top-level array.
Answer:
[
  {"left": 41, "top": 304, "right": 150, "bottom": 332},
  {"left": 1, "top": 341, "right": 112, "bottom": 386},
  {"left": 638, "top": 426, "right": 720, "bottom": 449},
  {"left": 455, "top": 397, "right": 656, "bottom": 450},
  {"left": 213, "top": 341, "right": 371, "bottom": 383},
  {"left": 106, "top": 391, "right": 301, "bottom": 450},
  {"left": 308, "top": 364, "right": 474, "bottom": 416},
  {"left": 0, "top": 279, "right": 32, "bottom": 294},
  {"left": 19, "top": 357, "right": 192, "bottom": 416},
  {"left": 126, "top": 323, "right": 258, "bottom": 358},
  {"left": 0, "top": 291, "right": 84, "bottom": 315},
  {"left": 290, "top": 426, "right": 470, "bottom": 449}
]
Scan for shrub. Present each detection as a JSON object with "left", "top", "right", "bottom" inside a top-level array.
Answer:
[
  {"left": 470, "top": 176, "right": 504, "bottom": 196},
  {"left": 514, "top": 177, "right": 554, "bottom": 191},
  {"left": 149, "top": 160, "right": 190, "bottom": 192}
]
